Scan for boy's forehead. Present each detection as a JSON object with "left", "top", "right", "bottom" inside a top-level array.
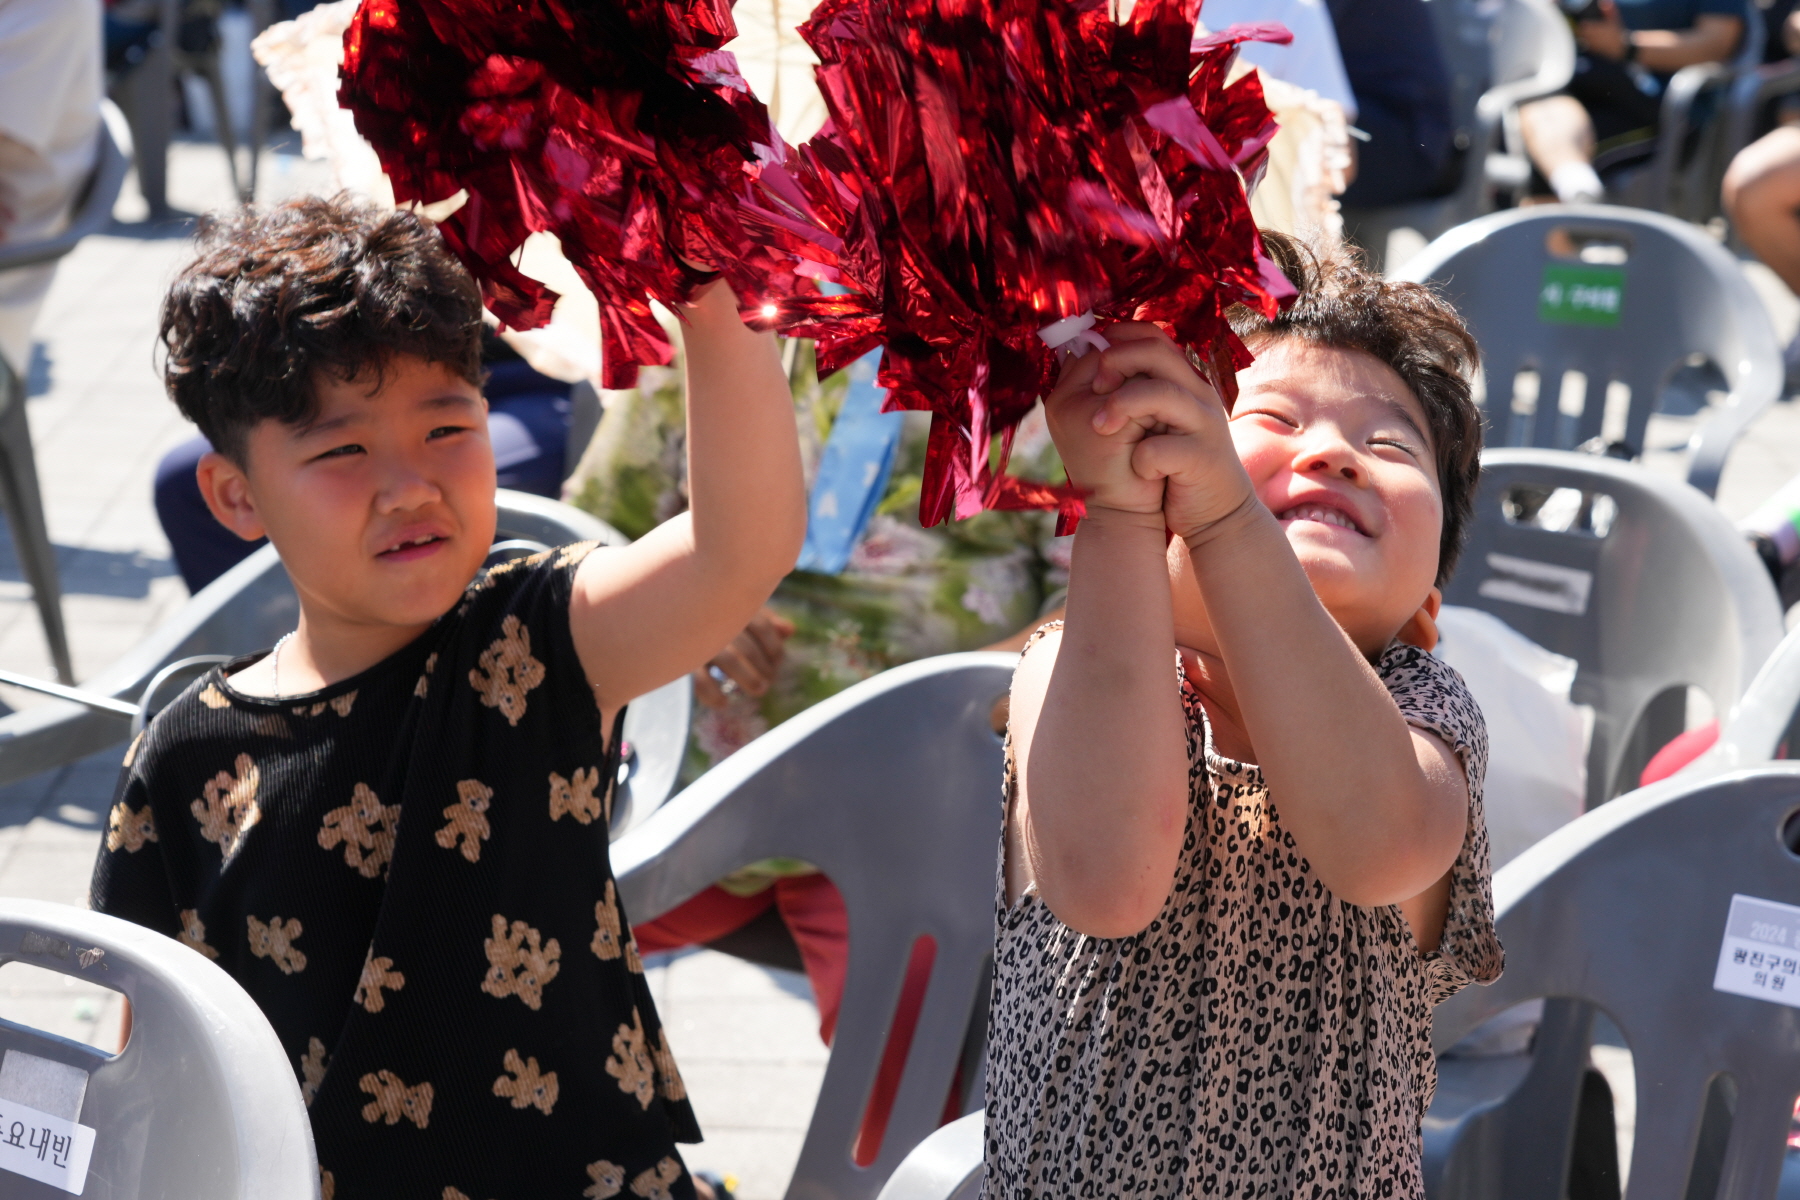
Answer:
[{"left": 297, "top": 359, "right": 483, "bottom": 433}]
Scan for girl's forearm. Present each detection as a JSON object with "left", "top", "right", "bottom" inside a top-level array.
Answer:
[
  {"left": 680, "top": 284, "right": 807, "bottom": 591},
  {"left": 1186, "top": 504, "right": 1462, "bottom": 904},
  {"left": 1024, "top": 506, "right": 1191, "bottom": 936}
]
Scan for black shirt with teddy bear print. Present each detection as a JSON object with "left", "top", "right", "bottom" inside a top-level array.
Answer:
[{"left": 90, "top": 544, "right": 700, "bottom": 1200}]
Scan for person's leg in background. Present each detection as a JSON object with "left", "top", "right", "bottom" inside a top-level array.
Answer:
[
  {"left": 1521, "top": 94, "right": 1605, "bottom": 203},
  {"left": 1724, "top": 126, "right": 1800, "bottom": 387}
]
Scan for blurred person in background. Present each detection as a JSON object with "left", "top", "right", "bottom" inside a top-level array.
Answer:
[
  {"left": 1522, "top": 0, "right": 1743, "bottom": 204},
  {"left": 1722, "top": 0, "right": 1800, "bottom": 385},
  {"left": 1322, "top": 0, "right": 1459, "bottom": 207},
  {"left": 0, "top": 0, "right": 101, "bottom": 381}
]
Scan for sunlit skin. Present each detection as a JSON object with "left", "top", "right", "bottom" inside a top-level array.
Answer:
[
  {"left": 196, "top": 358, "right": 499, "bottom": 693},
  {"left": 1004, "top": 325, "right": 1468, "bottom": 950}
]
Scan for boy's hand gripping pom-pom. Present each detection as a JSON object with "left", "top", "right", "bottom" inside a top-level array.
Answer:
[
  {"left": 338, "top": 0, "right": 806, "bottom": 389},
  {"left": 742, "top": 0, "right": 1296, "bottom": 530}
]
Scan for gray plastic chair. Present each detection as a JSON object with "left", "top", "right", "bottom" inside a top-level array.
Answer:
[
  {"left": 0, "top": 897, "right": 315, "bottom": 1198},
  {"left": 874, "top": 1112, "right": 982, "bottom": 1200},
  {"left": 110, "top": 0, "right": 276, "bottom": 213},
  {"left": 0, "top": 101, "right": 134, "bottom": 686},
  {"left": 1340, "top": 0, "right": 1574, "bottom": 271},
  {"left": 1446, "top": 449, "right": 1783, "bottom": 807},
  {"left": 1426, "top": 765, "right": 1800, "bottom": 1200},
  {"left": 614, "top": 652, "right": 1014, "bottom": 1200},
  {"left": 1396, "top": 206, "right": 1784, "bottom": 498}
]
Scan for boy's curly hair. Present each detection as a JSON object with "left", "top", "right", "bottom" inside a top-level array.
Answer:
[
  {"left": 1229, "top": 231, "right": 1484, "bottom": 585},
  {"left": 159, "top": 194, "right": 485, "bottom": 464}
]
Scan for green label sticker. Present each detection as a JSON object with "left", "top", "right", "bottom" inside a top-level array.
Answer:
[{"left": 1538, "top": 264, "right": 1625, "bottom": 327}]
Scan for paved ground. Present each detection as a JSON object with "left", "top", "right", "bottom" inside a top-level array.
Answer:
[{"left": 0, "top": 132, "right": 1797, "bottom": 1196}]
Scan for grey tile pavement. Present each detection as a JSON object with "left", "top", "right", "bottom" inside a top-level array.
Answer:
[{"left": 3, "top": 131, "right": 1800, "bottom": 1198}]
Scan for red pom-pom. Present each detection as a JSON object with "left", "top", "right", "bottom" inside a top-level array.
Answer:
[
  {"left": 339, "top": 0, "right": 803, "bottom": 388},
  {"left": 743, "top": 0, "right": 1294, "bottom": 527}
]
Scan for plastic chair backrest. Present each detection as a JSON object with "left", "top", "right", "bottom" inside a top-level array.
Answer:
[
  {"left": 613, "top": 653, "right": 1013, "bottom": 1200},
  {"left": 1396, "top": 206, "right": 1783, "bottom": 495},
  {"left": 0, "top": 898, "right": 314, "bottom": 1199},
  {"left": 1444, "top": 450, "right": 1782, "bottom": 806},
  {"left": 0, "top": 491, "right": 628, "bottom": 787},
  {"left": 1429, "top": 766, "right": 1800, "bottom": 1199}
]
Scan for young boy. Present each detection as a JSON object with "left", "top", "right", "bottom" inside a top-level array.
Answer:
[
  {"left": 89, "top": 196, "right": 805, "bottom": 1200},
  {"left": 987, "top": 233, "right": 1500, "bottom": 1196}
]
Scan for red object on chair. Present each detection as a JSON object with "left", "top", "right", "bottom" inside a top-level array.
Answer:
[{"left": 1639, "top": 719, "right": 1721, "bottom": 787}]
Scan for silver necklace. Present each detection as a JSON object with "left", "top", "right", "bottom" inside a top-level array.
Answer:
[{"left": 270, "top": 632, "right": 296, "bottom": 698}]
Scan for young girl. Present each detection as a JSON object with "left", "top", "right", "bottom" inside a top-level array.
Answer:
[{"left": 986, "top": 234, "right": 1501, "bottom": 1197}]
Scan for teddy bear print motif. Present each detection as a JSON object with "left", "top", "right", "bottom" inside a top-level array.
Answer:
[
  {"left": 629, "top": 1158, "right": 685, "bottom": 1200},
  {"left": 651, "top": 1027, "right": 687, "bottom": 1103},
  {"left": 548, "top": 767, "right": 603, "bottom": 824},
  {"left": 605, "top": 1009, "right": 657, "bottom": 1109},
  {"left": 320, "top": 1168, "right": 334, "bottom": 1200},
  {"left": 122, "top": 730, "right": 145, "bottom": 768},
  {"left": 106, "top": 800, "right": 157, "bottom": 853},
  {"left": 469, "top": 615, "right": 546, "bottom": 727},
  {"left": 492, "top": 1048, "right": 558, "bottom": 1115},
  {"left": 247, "top": 914, "right": 306, "bottom": 974},
  {"left": 191, "top": 753, "right": 261, "bottom": 859},
  {"left": 482, "top": 915, "right": 560, "bottom": 1009},
  {"left": 554, "top": 542, "right": 595, "bottom": 570},
  {"left": 435, "top": 779, "right": 492, "bottom": 863},
  {"left": 414, "top": 653, "right": 439, "bottom": 699},
  {"left": 292, "top": 691, "right": 357, "bottom": 719},
  {"left": 591, "top": 881, "right": 643, "bottom": 972},
  {"left": 355, "top": 948, "right": 406, "bottom": 1013},
  {"left": 177, "top": 909, "right": 218, "bottom": 959},
  {"left": 197, "top": 683, "right": 231, "bottom": 709},
  {"left": 299, "top": 1037, "right": 328, "bottom": 1106},
  {"left": 318, "top": 783, "right": 401, "bottom": 878},
  {"left": 584, "top": 1161, "right": 627, "bottom": 1200},
  {"left": 359, "top": 1069, "right": 433, "bottom": 1128}
]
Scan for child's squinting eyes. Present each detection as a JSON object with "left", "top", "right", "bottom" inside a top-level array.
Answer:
[{"left": 1233, "top": 406, "right": 1425, "bottom": 463}]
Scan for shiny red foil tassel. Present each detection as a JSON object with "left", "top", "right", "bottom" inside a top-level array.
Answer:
[
  {"left": 339, "top": 0, "right": 803, "bottom": 388},
  {"left": 745, "top": 0, "right": 1295, "bottom": 529}
]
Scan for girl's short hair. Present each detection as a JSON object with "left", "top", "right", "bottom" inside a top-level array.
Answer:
[
  {"left": 1229, "top": 231, "right": 1484, "bottom": 585},
  {"left": 159, "top": 195, "right": 485, "bottom": 464}
]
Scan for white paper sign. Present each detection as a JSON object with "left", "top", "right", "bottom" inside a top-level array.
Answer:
[
  {"left": 1714, "top": 893, "right": 1800, "bottom": 1008},
  {"left": 0, "top": 1096, "right": 96, "bottom": 1194},
  {"left": 1476, "top": 553, "right": 1595, "bottom": 616}
]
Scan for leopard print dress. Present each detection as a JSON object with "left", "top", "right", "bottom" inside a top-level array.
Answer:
[{"left": 984, "top": 630, "right": 1502, "bottom": 1199}]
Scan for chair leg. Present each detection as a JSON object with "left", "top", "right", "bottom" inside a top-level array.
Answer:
[
  {"left": 113, "top": 36, "right": 175, "bottom": 219},
  {"left": 0, "top": 372, "right": 73, "bottom": 684},
  {"left": 198, "top": 59, "right": 244, "bottom": 204}
]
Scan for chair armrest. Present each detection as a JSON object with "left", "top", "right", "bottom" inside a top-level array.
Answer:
[
  {"left": 1726, "top": 58, "right": 1800, "bottom": 154},
  {"left": 874, "top": 1111, "right": 984, "bottom": 1200},
  {"left": 1687, "top": 379, "right": 1779, "bottom": 497},
  {"left": 0, "top": 100, "right": 132, "bottom": 274}
]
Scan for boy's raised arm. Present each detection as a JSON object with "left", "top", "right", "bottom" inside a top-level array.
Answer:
[{"left": 569, "top": 281, "right": 806, "bottom": 715}]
